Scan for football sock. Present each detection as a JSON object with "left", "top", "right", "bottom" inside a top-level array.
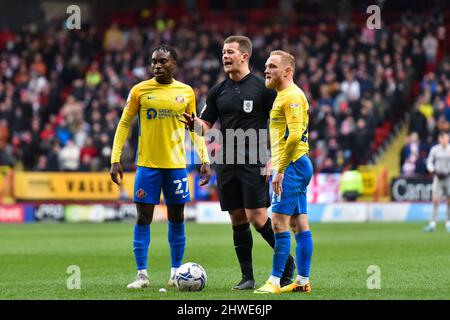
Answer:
[
  {"left": 168, "top": 221, "right": 186, "bottom": 268},
  {"left": 296, "top": 275, "right": 309, "bottom": 285},
  {"left": 268, "top": 275, "right": 280, "bottom": 286},
  {"left": 429, "top": 221, "right": 437, "bottom": 229},
  {"left": 272, "top": 231, "right": 291, "bottom": 278},
  {"left": 138, "top": 269, "right": 148, "bottom": 277},
  {"left": 256, "top": 218, "right": 275, "bottom": 247},
  {"left": 133, "top": 224, "right": 150, "bottom": 271},
  {"left": 295, "top": 230, "right": 313, "bottom": 278},
  {"left": 232, "top": 223, "right": 254, "bottom": 280},
  {"left": 257, "top": 218, "right": 295, "bottom": 279},
  {"left": 431, "top": 204, "right": 439, "bottom": 224},
  {"left": 170, "top": 267, "right": 177, "bottom": 278}
]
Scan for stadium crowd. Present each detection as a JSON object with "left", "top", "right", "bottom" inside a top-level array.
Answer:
[
  {"left": 0, "top": 2, "right": 448, "bottom": 176},
  {"left": 401, "top": 57, "right": 450, "bottom": 176}
]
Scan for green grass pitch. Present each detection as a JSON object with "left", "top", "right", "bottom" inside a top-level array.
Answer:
[{"left": 0, "top": 222, "right": 449, "bottom": 300}]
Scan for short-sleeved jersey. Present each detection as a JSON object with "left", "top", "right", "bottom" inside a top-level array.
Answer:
[
  {"left": 200, "top": 73, "right": 277, "bottom": 165},
  {"left": 270, "top": 84, "right": 309, "bottom": 171},
  {"left": 111, "top": 78, "right": 198, "bottom": 168}
]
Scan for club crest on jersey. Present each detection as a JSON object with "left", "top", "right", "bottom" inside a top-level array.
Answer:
[
  {"left": 176, "top": 96, "right": 185, "bottom": 103},
  {"left": 135, "top": 188, "right": 147, "bottom": 198},
  {"left": 243, "top": 100, "right": 253, "bottom": 113}
]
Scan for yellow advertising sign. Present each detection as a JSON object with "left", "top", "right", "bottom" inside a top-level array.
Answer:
[
  {"left": 14, "top": 171, "right": 195, "bottom": 201},
  {"left": 14, "top": 172, "right": 136, "bottom": 200}
]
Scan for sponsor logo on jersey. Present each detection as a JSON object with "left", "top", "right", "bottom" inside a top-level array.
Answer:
[
  {"left": 243, "top": 100, "right": 253, "bottom": 113},
  {"left": 147, "top": 108, "right": 158, "bottom": 119}
]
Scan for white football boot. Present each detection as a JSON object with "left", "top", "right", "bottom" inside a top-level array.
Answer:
[
  {"left": 167, "top": 268, "right": 177, "bottom": 287},
  {"left": 127, "top": 273, "right": 149, "bottom": 289}
]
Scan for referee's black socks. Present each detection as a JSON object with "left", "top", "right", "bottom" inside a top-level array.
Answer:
[
  {"left": 232, "top": 223, "right": 254, "bottom": 280},
  {"left": 256, "top": 217, "right": 276, "bottom": 247}
]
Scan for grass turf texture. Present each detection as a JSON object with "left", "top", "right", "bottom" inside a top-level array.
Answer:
[{"left": 0, "top": 222, "right": 449, "bottom": 300}]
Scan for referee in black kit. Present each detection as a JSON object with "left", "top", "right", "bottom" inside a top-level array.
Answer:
[{"left": 182, "top": 35, "right": 295, "bottom": 290}]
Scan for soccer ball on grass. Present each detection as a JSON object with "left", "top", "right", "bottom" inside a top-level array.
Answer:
[{"left": 175, "top": 262, "right": 207, "bottom": 292}]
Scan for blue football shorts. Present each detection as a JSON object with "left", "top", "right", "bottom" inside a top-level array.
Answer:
[
  {"left": 271, "top": 155, "right": 313, "bottom": 215},
  {"left": 133, "top": 166, "right": 191, "bottom": 205}
]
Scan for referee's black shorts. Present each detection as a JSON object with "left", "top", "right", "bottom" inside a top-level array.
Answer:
[{"left": 214, "top": 164, "right": 270, "bottom": 212}]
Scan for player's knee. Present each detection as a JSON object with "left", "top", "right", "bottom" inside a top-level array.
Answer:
[
  {"left": 290, "top": 219, "right": 298, "bottom": 233},
  {"left": 167, "top": 204, "right": 185, "bottom": 223},
  {"left": 229, "top": 209, "right": 248, "bottom": 226},
  {"left": 168, "top": 212, "right": 185, "bottom": 223},
  {"left": 290, "top": 214, "right": 309, "bottom": 233},
  {"left": 136, "top": 204, "right": 154, "bottom": 225},
  {"left": 247, "top": 213, "right": 265, "bottom": 229},
  {"left": 298, "top": 215, "right": 310, "bottom": 232},
  {"left": 136, "top": 214, "right": 152, "bottom": 225},
  {"left": 272, "top": 219, "right": 288, "bottom": 233}
]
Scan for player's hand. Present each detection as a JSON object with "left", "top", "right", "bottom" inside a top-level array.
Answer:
[
  {"left": 180, "top": 112, "right": 196, "bottom": 131},
  {"left": 264, "top": 161, "right": 273, "bottom": 183},
  {"left": 110, "top": 162, "right": 123, "bottom": 186},
  {"left": 272, "top": 172, "right": 284, "bottom": 196},
  {"left": 181, "top": 112, "right": 203, "bottom": 135},
  {"left": 199, "top": 163, "right": 211, "bottom": 186}
]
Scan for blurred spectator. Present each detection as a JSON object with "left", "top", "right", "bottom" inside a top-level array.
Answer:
[
  {"left": 103, "top": 23, "right": 124, "bottom": 51},
  {"left": 55, "top": 119, "right": 71, "bottom": 146},
  {"left": 20, "top": 131, "right": 39, "bottom": 170},
  {"left": 353, "top": 119, "right": 371, "bottom": 165},
  {"left": 59, "top": 139, "right": 80, "bottom": 171},
  {"left": 401, "top": 132, "right": 421, "bottom": 165},
  {"left": 340, "top": 69, "right": 360, "bottom": 103},
  {"left": 79, "top": 137, "right": 98, "bottom": 171},
  {"left": 45, "top": 140, "right": 61, "bottom": 171},
  {"left": 401, "top": 154, "right": 418, "bottom": 176},
  {"left": 409, "top": 103, "right": 429, "bottom": 141},
  {"left": 0, "top": 141, "right": 13, "bottom": 166},
  {"left": 422, "top": 32, "right": 438, "bottom": 65},
  {"left": 319, "top": 157, "right": 338, "bottom": 173},
  {"left": 35, "top": 155, "right": 48, "bottom": 171}
]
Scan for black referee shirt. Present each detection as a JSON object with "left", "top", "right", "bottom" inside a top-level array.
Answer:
[{"left": 200, "top": 73, "right": 277, "bottom": 166}]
